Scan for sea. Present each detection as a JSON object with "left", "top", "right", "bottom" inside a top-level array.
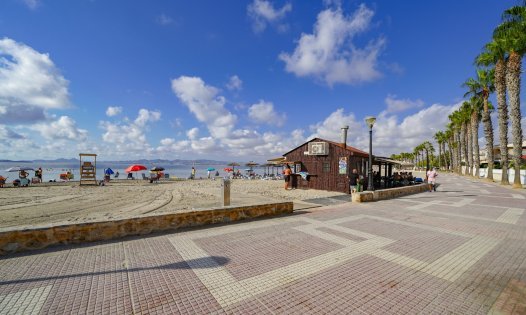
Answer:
[{"left": 0, "top": 161, "right": 264, "bottom": 182}]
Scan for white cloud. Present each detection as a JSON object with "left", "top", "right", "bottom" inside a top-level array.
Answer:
[
  {"left": 247, "top": 0, "right": 292, "bottom": 33},
  {"left": 384, "top": 94, "right": 424, "bottom": 113},
  {"left": 171, "top": 76, "right": 237, "bottom": 138},
  {"left": 186, "top": 127, "right": 199, "bottom": 140},
  {"left": 307, "top": 102, "right": 460, "bottom": 156},
  {"left": 309, "top": 108, "right": 362, "bottom": 142},
  {"left": 32, "top": 116, "right": 88, "bottom": 141},
  {"left": 134, "top": 108, "right": 161, "bottom": 127},
  {"left": 157, "top": 14, "right": 174, "bottom": 26},
  {"left": 371, "top": 103, "right": 460, "bottom": 155},
  {"left": 106, "top": 106, "right": 122, "bottom": 117},
  {"left": 226, "top": 75, "right": 243, "bottom": 91},
  {"left": 0, "top": 37, "right": 71, "bottom": 110},
  {"left": 279, "top": 4, "right": 385, "bottom": 86},
  {"left": 0, "top": 125, "right": 25, "bottom": 140},
  {"left": 248, "top": 100, "right": 286, "bottom": 126},
  {"left": 99, "top": 108, "right": 161, "bottom": 153}
]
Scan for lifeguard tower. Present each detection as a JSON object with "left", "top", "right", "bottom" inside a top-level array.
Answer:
[{"left": 79, "top": 153, "right": 97, "bottom": 185}]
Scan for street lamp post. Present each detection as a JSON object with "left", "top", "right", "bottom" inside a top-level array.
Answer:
[{"left": 365, "top": 116, "right": 376, "bottom": 191}]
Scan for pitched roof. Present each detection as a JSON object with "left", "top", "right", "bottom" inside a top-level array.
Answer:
[{"left": 282, "top": 137, "right": 369, "bottom": 157}]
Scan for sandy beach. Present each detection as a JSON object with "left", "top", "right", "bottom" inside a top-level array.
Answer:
[{"left": 0, "top": 178, "right": 347, "bottom": 229}]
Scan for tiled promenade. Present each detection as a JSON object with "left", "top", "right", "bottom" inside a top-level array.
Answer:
[{"left": 1, "top": 174, "right": 525, "bottom": 314}]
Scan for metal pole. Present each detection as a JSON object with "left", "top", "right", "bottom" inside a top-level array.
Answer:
[{"left": 368, "top": 127, "right": 374, "bottom": 191}]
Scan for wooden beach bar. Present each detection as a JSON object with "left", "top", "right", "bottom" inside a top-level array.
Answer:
[
  {"left": 282, "top": 137, "right": 370, "bottom": 193},
  {"left": 281, "top": 129, "right": 400, "bottom": 193}
]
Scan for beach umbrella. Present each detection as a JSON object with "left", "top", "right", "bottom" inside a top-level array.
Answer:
[
  {"left": 150, "top": 166, "right": 165, "bottom": 172},
  {"left": 207, "top": 167, "right": 216, "bottom": 171},
  {"left": 227, "top": 162, "right": 240, "bottom": 173},
  {"left": 125, "top": 164, "right": 147, "bottom": 173},
  {"left": 104, "top": 168, "right": 114, "bottom": 175},
  {"left": 125, "top": 164, "right": 147, "bottom": 180},
  {"left": 223, "top": 167, "right": 233, "bottom": 172},
  {"left": 6, "top": 166, "right": 34, "bottom": 172}
]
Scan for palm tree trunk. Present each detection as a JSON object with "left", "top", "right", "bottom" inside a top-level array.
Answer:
[
  {"left": 496, "top": 57, "right": 509, "bottom": 185},
  {"left": 471, "top": 112, "right": 480, "bottom": 178},
  {"left": 456, "top": 132, "right": 462, "bottom": 174},
  {"left": 460, "top": 124, "right": 467, "bottom": 175},
  {"left": 482, "top": 96, "right": 494, "bottom": 181},
  {"left": 438, "top": 141, "right": 442, "bottom": 170},
  {"left": 506, "top": 52, "right": 523, "bottom": 188},
  {"left": 443, "top": 142, "right": 449, "bottom": 171},
  {"left": 467, "top": 121, "right": 473, "bottom": 176}
]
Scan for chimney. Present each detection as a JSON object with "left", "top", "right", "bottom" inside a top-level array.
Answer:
[{"left": 341, "top": 126, "right": 349, "bottom": 148}]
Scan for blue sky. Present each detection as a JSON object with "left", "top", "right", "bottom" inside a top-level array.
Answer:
[{"left": 0, "top": 0, "right": 524, "bottom": 161}]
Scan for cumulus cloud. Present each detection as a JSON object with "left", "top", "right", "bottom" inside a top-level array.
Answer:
[
  {"left": 99, "top": 108, "right": 161, "bottom": 152},
  {"left": 384, "top": 94, "right": 424, "bottom": 113},
  {"left": 32, "top": 116, "right": 88, "bottom": 141},
  {"left": 0, "top": 37, "right": 71, "bottom": 110},
  {"left": 105, "top": 106, "right": 122, "bottom": 117},
  {"left": 309, "top": 108, "right": 363, "bottom": 142},
  {"left": 279, "top": 4, "right": 385, "bottom": 86},
  {"left": 0, "top": 104, "right": 46, "bottom": 124},
  {"left": 171, "top": 76, "right": 237, "bottom": 138},
  {"left": 134, "top": 108, "right": 161, "bottom": 127},
  {"left": 0, "top": 125, "right": 25, "bottom": 140},
  {"left": 186, "top": 127, "right": 199, "bottom": 140},
  {"left": 248, "top": 100, "right": 286, "bottom": 126},
  {"left": 247, "top": 0, "right": 292, "bottom": 33},
  {"left": 372, "top": 103, "right": 460, "bottom": 155},
  {"left": 306, "top": 102, "right": 460, "bottom": 156},
  {"left": 226, "top": 75, "right": 243, "bottom": 91}
]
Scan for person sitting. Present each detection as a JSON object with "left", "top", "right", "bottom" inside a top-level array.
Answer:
[
  {"left": 127, "top": 172, "right": 134, "bottom": 180},
  {"left": 19, "top": 170, "right": 28, "bottom": 179}
]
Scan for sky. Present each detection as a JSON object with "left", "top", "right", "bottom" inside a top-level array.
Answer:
[{"left": 0, "top": 0, "right": 524, "bottom": 162}]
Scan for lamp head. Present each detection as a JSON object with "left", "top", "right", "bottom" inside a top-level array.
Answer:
[{"left": 365, "top": 116, "right": 376, "bottom": 129}]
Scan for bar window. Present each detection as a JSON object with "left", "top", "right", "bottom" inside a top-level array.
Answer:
[{"left": 323, "top": 162, "right": 330, "bottom": 173}]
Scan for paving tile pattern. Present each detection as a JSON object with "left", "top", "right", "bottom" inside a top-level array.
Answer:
[{"left": 0, "top": 173, "right": 525, "bottom": 314}]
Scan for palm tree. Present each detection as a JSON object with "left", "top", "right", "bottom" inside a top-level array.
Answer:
[
  {"left": 461, "top": 102, "right": 474, "bottom": 176},
  {"left": 434, "top": 131, "right": 445, "bottom": 170},
  {"left": 495, "top": 5, "right": 525, "bottom": 188},
  {"left": 469, "top": 97, "right": 483, "bottom": 178},
  {"left": 449, "top": 110, "right": 465, "bottom": 174},
  {"left": 463, "top": 69, "right": 496, "bottom": 180},
  {"left": 445, "top": 127, "right": 456, "bottom": 172},
  {"left": 477, "top": 41, "right": 509, "bottom": 184}
]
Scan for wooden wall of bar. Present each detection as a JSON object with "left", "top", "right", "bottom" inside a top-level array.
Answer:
[{"left": 284, "top": 142, "right": 368, "bottom": 193}]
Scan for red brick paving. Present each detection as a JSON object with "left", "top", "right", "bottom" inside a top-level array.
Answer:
[{"left": 0, "top": 173, "right": 525, "bottom": 314}]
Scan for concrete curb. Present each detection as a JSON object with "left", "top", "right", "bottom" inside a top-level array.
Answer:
[
  {"left": 352, "top": 184, "right": 429, "bottom": 202},
  {"left": 0, "top": 202, "right": 293, "bottom": 255}
]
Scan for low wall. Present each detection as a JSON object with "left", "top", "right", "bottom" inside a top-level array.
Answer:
[
  {"left": 0, "top": 202, "right": 293, "bottom": 255},
  {"left": 352, "top": 184, "right": 429, "bottom": 202}
]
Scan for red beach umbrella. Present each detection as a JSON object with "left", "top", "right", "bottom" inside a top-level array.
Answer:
[
  {"left": 223, "top": 167, "right": 233, "bottom": 172},
  {"left": 125, "top": 165, "right": 147, "bottom": 173}
]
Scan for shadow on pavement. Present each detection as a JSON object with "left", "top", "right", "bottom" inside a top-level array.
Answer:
[{"left": 0, "top": 256, "right": 230, "bottom": 286}]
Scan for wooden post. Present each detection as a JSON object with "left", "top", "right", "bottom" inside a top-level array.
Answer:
[{"left": 221, "top": 179, "right": 231, "bottom": 207}]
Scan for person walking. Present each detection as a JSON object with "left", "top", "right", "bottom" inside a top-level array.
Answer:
[
  {"left": 283, "top": 164, "right": 292, "bottom": 190},
  {"left": 191, "top": 166, "right": 196, "bottom": 179},
  {"left": 427, "top": 167, "right": 438, "bottom": 192},
  {"left": 349, "top": 168, "right": 359, "bottom": 194}
]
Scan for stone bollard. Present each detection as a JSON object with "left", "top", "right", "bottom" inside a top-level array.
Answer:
[{"left": 221, "top": 178, "right": 231, "bottom": 207}]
